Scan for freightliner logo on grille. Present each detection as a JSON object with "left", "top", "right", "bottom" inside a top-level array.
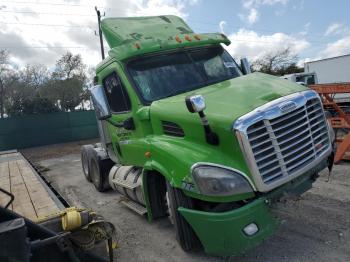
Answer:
[{"left": 278, "top": 101, "right": 297, "bottom": 113}]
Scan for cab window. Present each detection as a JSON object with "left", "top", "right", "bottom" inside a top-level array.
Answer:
[{"left": 103, "top": 72, "right": 131, "bottom": 113}]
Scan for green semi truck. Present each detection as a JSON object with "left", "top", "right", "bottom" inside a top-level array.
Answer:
[{"left": 81, "top": 15, "right": 334, "bottom": 256}]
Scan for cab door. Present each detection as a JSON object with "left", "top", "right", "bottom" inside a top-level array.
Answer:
[{"left": 102, "top": 71, "right": 134, "bottom": 163}]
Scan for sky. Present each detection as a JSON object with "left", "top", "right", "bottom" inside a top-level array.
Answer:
[{"left": 0, "top": 0, "right": 349, "bottom": 68}]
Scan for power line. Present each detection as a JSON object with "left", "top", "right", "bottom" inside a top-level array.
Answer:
[
  {"left": 0, "top": 20, "right": 346, "bottom": 48},
  {"left": 0, "top": 9, "right": 347, "bottom": 49},
  {"left": 0, "top": 35, "right": 349, "bottom": 50},
  {"left": 0, "top": 12, "right": 335, "bottom": 43},
  {"left": 0, "top": 22, "right": 93, "bottom": 28},
  {"left": 0, "top": 46, "right": 87, "bottom": 49},
  {"left": 0, "top": 1, "right": 344, "bottom": 39},
  {"left": 0, "top": 0, "right": 105, "bottom": 8},
  {"left": 0, "top": 10, "right": 95, "bottom": 16},
  {"left": 0, "top": 19, "right": 341, "bottom": 46}
]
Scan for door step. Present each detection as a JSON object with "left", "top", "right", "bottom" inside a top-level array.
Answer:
[
  {"left": 121, "top": 200, "right": 147, "bottom": 215},
  {"left": 111, "top": 177, "right": 138, "bottom": 190}
]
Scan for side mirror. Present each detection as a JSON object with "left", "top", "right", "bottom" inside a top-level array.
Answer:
[
  {"left": 185, "top": 95, "right": 206, "bottom": 113},
  {"left": 185, "top": 94, "right": 219, "bottom": 146},
  {"left": 90, "top": 85, "right": 111, "bottom": 120},
  {"left": 240, "top": 58, "right": 251, "bottom": 75}
]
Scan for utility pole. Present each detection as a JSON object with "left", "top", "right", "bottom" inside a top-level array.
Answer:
[{"left": 95, "top": 6, "right": 105, "bottom": 60}]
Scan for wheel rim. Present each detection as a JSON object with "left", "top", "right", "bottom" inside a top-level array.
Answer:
[{"left": 165, "top": 192, "right": 174, "bottom": 225}]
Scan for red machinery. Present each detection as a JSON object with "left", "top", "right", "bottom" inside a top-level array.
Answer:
[{"left": 310, "top": 83, "right": 350, "bottom": 163}]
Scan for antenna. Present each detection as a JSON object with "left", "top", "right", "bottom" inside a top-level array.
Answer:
[{"left": 95, "top": 6, "right": 105, "bottom": 60}]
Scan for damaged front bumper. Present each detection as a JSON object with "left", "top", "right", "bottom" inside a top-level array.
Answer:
[
  {"left": 179, "top": 197, "right": 277, "bottom": 256},
  {"left": 179, "top": 157, "right": 329, "bottom": 256}
]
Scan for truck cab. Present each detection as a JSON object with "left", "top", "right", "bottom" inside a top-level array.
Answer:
[
  {"left": 282, "top": 72, "right": 318, "bottom": 86},
  {"left": 81, "top": 15, "right": 334, "bottom": 256}
]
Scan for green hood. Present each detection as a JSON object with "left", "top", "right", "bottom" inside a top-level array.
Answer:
[
  {"left": 148, "top": 72, "right": 308, "bottom": 178},
  {"left": 150, "top": 72, "right": 308, "bottom": 129}
]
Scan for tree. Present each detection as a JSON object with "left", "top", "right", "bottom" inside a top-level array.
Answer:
[
  {"left": 42, "top": 52, "right": 87, "bottom": 112},
  {"left": 4, "top": 77, "right": 36, "bottom": 117},
  {"left": 43, "top": 78, "right": 85, "bottom": 112},
  {"left": 20, "top": 64, "right": 49, "bottom": 89},
  {"left": 22, "top": 97, "right": 59, "bottom": 115},
  {"left": 53, "top": 52, "right": 85, "bottom": 79},
  {"left": 7, "top": 96, "right": 59, "bottom": 116},
  {"left": 0, "top": 49, "right": 10, "bottom": 118},
  {"left": 252, "top": 47, "right": 303, "bottom": 76},
  {"left": 1, "top": 51, "right": 89, "bottom": 116}
]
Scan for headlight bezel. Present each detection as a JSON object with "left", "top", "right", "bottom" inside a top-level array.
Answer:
[{"left": 191, "top": 162, "right": 256, "bottom": 197}]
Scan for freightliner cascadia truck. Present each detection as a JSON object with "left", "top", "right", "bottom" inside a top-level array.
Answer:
[{"left": 81, "top": 15, "right": 334, "bottom": 256}]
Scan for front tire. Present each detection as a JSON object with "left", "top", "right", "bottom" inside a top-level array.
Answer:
[{"left": 166, "top": 182, "right": 199, "bottom": 251}]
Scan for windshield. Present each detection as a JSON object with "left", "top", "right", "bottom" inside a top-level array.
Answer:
[
  {"left": 296, "top": 74, "right": 316, "bottom": 85},
  {"left": 127, "top": 46, "right": 242, "bottom": 102}
]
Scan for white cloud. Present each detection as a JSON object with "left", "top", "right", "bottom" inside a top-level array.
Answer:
[
  {"left": 324, "top": 22, "right": 350, "bottom": 36},
  {"left": 219, "top": 20, "right": 226, "bottom": 34},
  {"left": 318, "top": 36, "right": 350, "bottom": 58},
  {"left": 240, "top": 0, "right": 287, "bottom": 25},
  {"left": 298, "top": 22, "right": 311, "bottom": 36},
  {"left": 224, "top": 28, "right": 309, "bottom": 61},
  {"left": 0, "top": 0, "right": 197, "bottom": 67},
  {"left": 321, "top": 23, "right": 350, "bottom": 58},
  {"left": 292, "top": 0, "right": 304, "bottom": 10},
  {"left": 132, "top": 0, "right": 187, "bottom": 17},
  {"left": 243, "top": 0, "right": 289, "bottom": 9},
  {"left": 247, "top": 8, "right": 259, "bottom": 24},
  {"left": 325, "top": 23, "right": 342, "bottom": 36}
]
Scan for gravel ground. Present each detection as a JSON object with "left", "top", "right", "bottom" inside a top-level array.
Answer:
[{"left": 22, "top": 141, "right": 350, "bottom": 262}]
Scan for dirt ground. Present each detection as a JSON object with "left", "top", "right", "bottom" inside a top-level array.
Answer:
[{"left": 22, "top": 140, "right": 350, "bottom": 262}]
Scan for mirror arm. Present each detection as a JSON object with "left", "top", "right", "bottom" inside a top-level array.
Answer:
[
  {"left": 106, "top": 117, "right": 136, "bottom": 130},
  {"left": 106, "top": 118, "right": 124, "bottom": 128},
  {"left": 198, "top": 111, "right": 219, "bottom": 146}
]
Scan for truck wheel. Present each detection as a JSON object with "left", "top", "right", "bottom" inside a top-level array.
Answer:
[
  {"left": 166, "top": 182, "right": 199, "bottom": 251},
  {"left": 89, "top": 151, "right": 113, "bottom": 192},
  {"left": 81, "top": 145, "right": 94, "bottom": 182}
]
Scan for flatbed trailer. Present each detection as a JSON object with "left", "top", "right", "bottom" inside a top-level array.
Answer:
[
  {"left": 0, "top": 150, "right": 64, "bottom": 220},
  {"left": 0, "top": 150, "right": 115, "bottom": 262}
]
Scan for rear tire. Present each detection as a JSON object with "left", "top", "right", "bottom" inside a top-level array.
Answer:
[
  {"left": 81, "top": 145, "right": 94, "bottom": 182},
  {"left": 166, "top": 182, "right": 199, "bottom": 251},
  {"left": 89, "top": 150, "right": 113, "bottom": 192}
]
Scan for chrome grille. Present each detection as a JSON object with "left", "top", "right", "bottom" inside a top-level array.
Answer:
[{"left": 246, "top": 97, "right": 329, "bottom": 185}]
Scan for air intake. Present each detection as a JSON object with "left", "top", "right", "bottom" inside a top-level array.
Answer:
[{"left": 162, "top": 121, "right": 185, "bottom": 137}]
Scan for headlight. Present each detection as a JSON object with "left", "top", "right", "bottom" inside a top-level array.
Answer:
[{"left": 192, "top": 164, "right": 253, "bottom": 196}]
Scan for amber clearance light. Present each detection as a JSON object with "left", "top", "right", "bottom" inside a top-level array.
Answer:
[
  {"left": 134, "top": 42, "right": 141, "bottom": 49},
  {"left": 185, "top": 35, "right": 192, "bottom": 41},
  {"left": 194, "top": 34, "right": 201, "bottom": 40}
]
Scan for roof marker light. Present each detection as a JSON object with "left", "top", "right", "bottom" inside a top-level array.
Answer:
[
  {"left": 175, "top": 36, "right": 182, "bottom": 43},
  {"left": 134, "top": 43, "right": 141, "bottom": 49},
  {"left": 144, "top": 151, "right": 151, "bottom": 158},
  {"left": 194, "top": 34, "right": 201, "bottom": 40},
  {"left": 185, "top": 35, "right": 192, "bottom": 41}
]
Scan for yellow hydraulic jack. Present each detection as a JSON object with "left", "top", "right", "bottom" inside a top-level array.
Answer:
[{"left": 37, "top": 207, "right": 117, "bottom": 261}]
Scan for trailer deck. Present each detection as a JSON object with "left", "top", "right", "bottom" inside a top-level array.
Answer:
[{"left": 0, "top": 150, "right": 63, "bottom": 220}]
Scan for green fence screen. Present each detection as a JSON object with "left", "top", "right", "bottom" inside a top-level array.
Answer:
[{"left": 0, "top": 110, "right": 98, "bottom": 151}]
